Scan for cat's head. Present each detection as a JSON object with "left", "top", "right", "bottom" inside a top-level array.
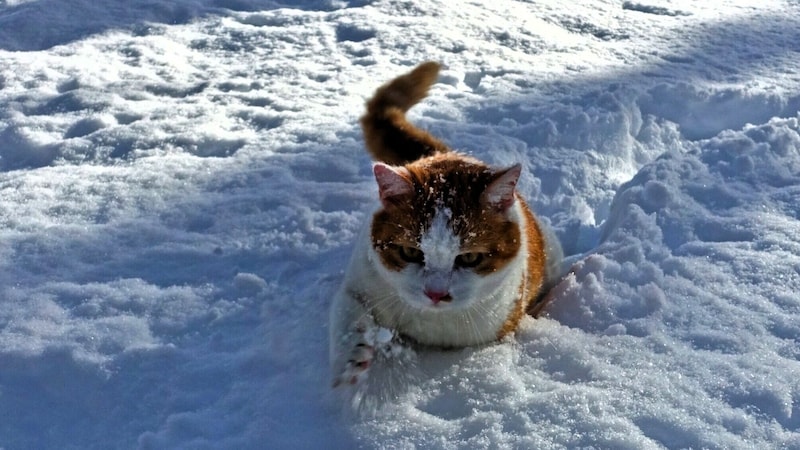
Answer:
[{"left": 370, "top": 153, "right": 523, "bottom": 311}]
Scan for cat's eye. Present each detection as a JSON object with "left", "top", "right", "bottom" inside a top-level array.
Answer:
[
  {"left": 398, "top": 246, "right": 424, "bottom": 263},
  {"left": 455, "top": 252, "right": 484, "bottom": 268}
]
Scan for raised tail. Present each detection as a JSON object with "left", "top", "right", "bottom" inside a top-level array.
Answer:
[{"left": 360, "top": 61, "right": 450, "bottom": 165}]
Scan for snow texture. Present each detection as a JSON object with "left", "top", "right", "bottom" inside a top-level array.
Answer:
[{"left": 0, "top": 0, "right": 799, "bottom": 448}]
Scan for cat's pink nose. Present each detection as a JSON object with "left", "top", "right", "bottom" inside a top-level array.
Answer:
[{"left": 425, "top": 290, "right": 452, "bottom": 304}]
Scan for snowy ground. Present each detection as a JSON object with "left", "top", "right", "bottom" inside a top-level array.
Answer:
[{"left": 1, "top": 0, "right": 799, "bottom": 448}]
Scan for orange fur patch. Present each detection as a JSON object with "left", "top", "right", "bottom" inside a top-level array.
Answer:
[
  {"left": 497, "top": 199, "right": 546, "bottom": 339},
  {"left": 371, "top": 153, "right": 522, "bottom": 274}
]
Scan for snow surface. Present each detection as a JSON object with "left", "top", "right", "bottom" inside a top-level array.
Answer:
[{"left": 1, "top": 0, "right": 799, "bottom": 448}]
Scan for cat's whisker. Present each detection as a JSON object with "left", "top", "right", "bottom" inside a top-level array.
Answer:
[
  {"left": 467, "top": 309, "right": 483, "bottom": 346},
  {"left": 369, "top": 292, "right": 408, "bottom": 328}
]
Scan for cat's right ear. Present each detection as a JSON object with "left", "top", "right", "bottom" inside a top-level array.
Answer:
[
  {"left": 373, "top": 163, "right": 414, "bottom": 207},
  {"left": 482, "top": 163, "right": 522, "bottom": 212}
]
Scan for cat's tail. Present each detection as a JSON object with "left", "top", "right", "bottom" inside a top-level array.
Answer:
[{"left": 361, "top": 61, "right": 450, "bottom": 165}]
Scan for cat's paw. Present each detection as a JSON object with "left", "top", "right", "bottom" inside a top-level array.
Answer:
[
  {"left": 333, "top": 325, "right": 397, "bottom": 387},
  {"left": 333, "top": 342, "right": 375, "bottom": 387}
]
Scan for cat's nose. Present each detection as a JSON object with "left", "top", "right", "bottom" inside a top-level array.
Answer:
[{"left": 425, "top": 289, "right": 452, "bottom": 304}]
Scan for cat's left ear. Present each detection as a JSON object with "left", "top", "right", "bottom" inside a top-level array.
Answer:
[
  {"left": 483, "top": 164, "right": 522, "bottom": 211},
  {"left": 373, "top": 162, "right": 414, "bottom": 207}
]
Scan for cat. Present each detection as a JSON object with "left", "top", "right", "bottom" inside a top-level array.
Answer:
[{"left": 330, "top": 61, "right": 562, "bottom": 387}]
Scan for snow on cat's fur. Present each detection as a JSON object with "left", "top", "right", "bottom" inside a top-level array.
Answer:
[{"left": 330, "top": 62, "right": 562, "bottom": 388}]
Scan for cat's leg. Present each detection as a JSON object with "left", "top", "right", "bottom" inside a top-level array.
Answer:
[{"left": 329, "top": 289, "right": 386, "bottom": 386}]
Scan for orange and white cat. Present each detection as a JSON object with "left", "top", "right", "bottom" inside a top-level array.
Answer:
[{"left": 330, "top": 62, "right": 562, "bottom": 386}]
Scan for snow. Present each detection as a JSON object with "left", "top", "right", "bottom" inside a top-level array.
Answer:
[{"left": 0, "top": 0, "right": 799, "bottom": 448}]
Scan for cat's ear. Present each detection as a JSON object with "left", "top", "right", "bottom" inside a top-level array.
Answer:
[
  {"left": 483, "top": 164, "right": 522, "bottom": 211},
  {"left": 373, "top": 163, "right": 414, "bottom": 207}
]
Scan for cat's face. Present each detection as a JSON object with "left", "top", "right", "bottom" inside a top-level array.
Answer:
[{"left": 370, "top": 154, "right": 523, "bottom": 311}]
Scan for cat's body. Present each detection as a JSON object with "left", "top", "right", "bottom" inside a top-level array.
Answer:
[{"left": 330, "top": 62, "right": 562, "bottom": 386}]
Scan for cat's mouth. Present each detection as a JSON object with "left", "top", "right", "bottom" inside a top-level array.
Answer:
[
  {"left": 399, "top": 292, "right": 456, "bottom": 310},
  {"left": 431, "top": 294, "right": 452, "bottom": 305},
  {"left": 424, "top": 289, "right": 452, "bottom": 305}
]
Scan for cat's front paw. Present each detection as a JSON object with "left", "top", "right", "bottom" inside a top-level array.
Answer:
[
  {"left": 333, "top": 342, "right": 375, "bottom": 387},
  {"left": 333, "top": 325, "right": 397, "bottom": 387}
]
